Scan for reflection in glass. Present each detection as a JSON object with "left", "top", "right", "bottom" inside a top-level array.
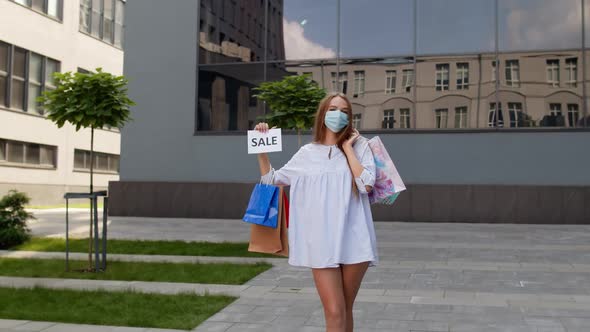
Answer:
[
  {"left": 330, "top": 57, "right": 415, "bottom": 130},
  {"left": 341, "top": 0, "right": 413, "bottom": 57},
  {"left": 417, "top": 0, "right": 494, "bottom": 55},
  {"left": 496, "top": 50, "right": 583, "bottom": 128},
  {"left": 499, "top": 0, "right": 582, "bottom": 51},
  {"left": 283, "top": 0, "right": 337, "bottom": 60},
  {"left": 198, "top": 62, "right": 266, "bottom": 131}
]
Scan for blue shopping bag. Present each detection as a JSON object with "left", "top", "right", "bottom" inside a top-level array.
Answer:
[{"left": 243, "top": 183, "right": 280, "bottom": 228}]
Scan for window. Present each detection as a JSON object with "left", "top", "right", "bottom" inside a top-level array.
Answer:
[
  {"left": 28, "top": 53, "right": 43, "bottom": 115},
  {"left": 10, "top": 0, "right": 62, "bottom": 20},
  {"left": 454, "top": 107, "right": 468, "bottom": 128},
  {"left": 352, "top": 114, "right": 362, "bottom": 129},
  {"left": 491, "top": 60, "right": 497, "bottom": 82},
  {"left": 435, "top": 64, "right": 449, "bottom": 91},
  {"left": 353, "top": 71, "right": 365, "bottom": 98},
  {"left": 549, "top": 103, "right": 562, "bottom": 116},
  {"left": 385, "top": 70, "right": 396, "bottom": 94},
  {"left": 508, "top": 102, "right": 522, "bottom": 128},
  {"left": 505, "top": 60, "right": 520, "bottom": 87},
  {"left": 79, "top": 0, "right": 126, "bottom": 48},
  {"left": 565, "top": 58, "right": 577, "bottom": 88},
  {"left": 456, "top": 63, "right": 469, "bottom": 90},
  {"left": 103, "top": 0, "right": 115, "bottom": 44},
  {"left": 74, "top": 149, "right": 120, "bottom": 173},
  {"left": 567, "top": 104, "right": 579, "bottom": 127},
  {"left": 435, "top": 109, "right": 448, "bottom": 128},
  {"left": 0, "top": 138, "right": 56, "bottom": 168},
  {"left": 400, "top": 109, "right": 410, "bottom": 129},
  {"left": 1, "top": 42, "right": 61, "bottom": 114},
  {"left": 11, "top": 48, "right": 26, "bottom": 110},
  {"left": 382, "top": 109, "right": 395, "bottom": 129},
  {"left": 80, "top": 0, "right": 91, "bottom": 33},
  {"left": 402, "top": 69, "right": 413, "bottom": 93},
  {"left": 488, "top": 103, "right": 504, "bottom": 127},
  {"left": 546, "top": 59, "right": 559, "bottom": 87},
  {"left": 0, "top": 42, "right": 8, "bottom": 107},
  {"left": 331, "top": 72, "right": 348, "bottom": 94}
]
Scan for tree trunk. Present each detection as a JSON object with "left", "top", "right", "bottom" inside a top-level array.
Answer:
[{"left": 88, "top": 127, "right": 95, "bottom": 270}]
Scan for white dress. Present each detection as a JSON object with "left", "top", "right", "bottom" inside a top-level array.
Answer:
[{"left": 261, "top": 137, "right": 379, "bottom": 268}]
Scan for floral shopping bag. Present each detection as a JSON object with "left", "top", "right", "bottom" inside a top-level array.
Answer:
[{"left": 367, "top": 136, "right": 406, "bottom": 205}]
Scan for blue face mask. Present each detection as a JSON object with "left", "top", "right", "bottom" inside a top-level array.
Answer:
[{"left": 324, "top": 109, "right": 349, "bottom": 133}]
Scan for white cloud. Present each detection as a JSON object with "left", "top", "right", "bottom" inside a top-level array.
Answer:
[
  {"left": 504, "top": 0, "right": 583, "bottom": 50},
  {"left": 283, "top": 19, "right": 336, "bottom": 60}
]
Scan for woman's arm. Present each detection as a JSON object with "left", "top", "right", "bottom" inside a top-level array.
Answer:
[
  {"left": 343, "top": 130, "right": 374, "bottom": 193},
  {"left": 258, "top": 153, "right": 271, "bottom": 176},
  {"left": 254, "top": 122, "right": 272, "bottom": 176}
]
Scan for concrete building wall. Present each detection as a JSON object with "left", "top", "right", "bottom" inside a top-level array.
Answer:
[{"left": 0, "top": 0, "right": 124, "bottom": 205}]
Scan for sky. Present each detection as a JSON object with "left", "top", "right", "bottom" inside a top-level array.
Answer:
[{"left": 282, "top": 0, "right": 588, "bottom": 60}]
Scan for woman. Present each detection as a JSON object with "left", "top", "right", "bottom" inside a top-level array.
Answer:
[{"left": 255, "top": 92, "right": 378, "bottom": 332}]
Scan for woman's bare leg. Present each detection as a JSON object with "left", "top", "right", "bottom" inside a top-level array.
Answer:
[
  {"left": 341, "top": 262, "right": 370, "bottom": 332},
  {"left": 312, "top": 267, "right": 347, "bottom": 332}
]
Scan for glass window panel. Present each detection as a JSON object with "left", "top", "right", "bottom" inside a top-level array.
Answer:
[
  {"left": 45, "top": 59, "right": 59, "bottom": 87},
  {"left": 0, "top": 43, "right": 8, "bottom": 72},
  {"left": 11, "top": 79, "right": 25, "bottom": 110},
  {"left": 499, "top": 0, "right": 582, "bottom": 51},
  {"left": 7, "top": 142, "right": 24, "bottom": 163},
  {"left": 417, "top": 54, "right": 483, "bottom": 129},
  {"left": 94, "top": 153, "right": 108, "bottom": 170},
  {"left": 198, "top": 62, "right": 265, "bottom": 131},
  {"left": 74, "top": 150, "right": 85, "bottom": 169},
  {"left": 341, "top": 0, "right": 413, "bottom": 57},
  {"left": 0, "top": 140, "right": 5, "bottom": 160},
  {"left": 336, "top": 57, "right": 414, "bottom": 130},
  {"left": 80, "top": 0, "right": 92, "bottom": 32},
  {"left": 13, "top": 48, "right": 26, "bottom": 78},
  {"left": 114, "top": 0, "right": 125, "bottom": 47},
  {"left": 281, "top": 0, "right": 337, "bottom": 61},
  {"left": 14, "top": 0, "right": 31, "bottom": 6},
  {"left": 109, "top": 155, "right": 119, "bottom": 172},
  {"left": 382, "top": 109, "right": 395, "bottom": 129},
  {"left": 32, "top": 0, "right": 44, "bottom": 12},
  {"left": 417, "top": 0, "right": 495, "bottom": 55},
  {"left": 25, "top": 144, "right": 40, "bottom": 164},
  {"left": 29, "top": 53, "right": 43, "bottom": 83},
  {"left": 0, "top": 77, "right": 6, "bottom": 107},
  {"left": 400, "top": 108, "right": 411, "bottom": 128},
  {"left": 47, "top": 0, "right": 60, "bottom": 18},
  {"left": 40, "top": 146, "right": 55, "bottom": 166},
  {"left": 91, "top": 0, "right": 102, "bottom": 37},
  {"left": 103, "top": 0, "right": 114, "bottom": 43},
  {"left": 28, "top": 84, "right": 42, "bottom": 114}
]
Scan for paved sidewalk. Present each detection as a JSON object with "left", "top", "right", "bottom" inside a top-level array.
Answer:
[{"left": 8, "top": 213, "right": 590, "bottom": 331}]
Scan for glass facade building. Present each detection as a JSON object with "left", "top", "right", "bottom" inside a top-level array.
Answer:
[{"left": 197, "top": 0, "right": 590, "bottom": 132}]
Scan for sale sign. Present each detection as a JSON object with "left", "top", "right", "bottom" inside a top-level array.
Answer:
[{"left": 247, "top": 128, "right": 283, "bottom": 154}]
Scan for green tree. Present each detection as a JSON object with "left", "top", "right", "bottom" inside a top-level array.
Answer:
[
  {"left": 38, "top": 68, "right": 135, "bottom": 270},
  {"left": 254, "top": 74, "right": 326, "bottom": 146}
]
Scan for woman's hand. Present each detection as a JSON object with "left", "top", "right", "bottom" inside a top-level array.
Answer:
[
  {"left": 343, "top": 128, "right": 360, "bottom": 149},
  {"left": 254, "top": 122, "right": 276, "bottom": 133}
]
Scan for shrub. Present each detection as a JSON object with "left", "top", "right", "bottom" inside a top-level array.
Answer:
[{"left": 0, "top": 190, "right": 35, "bottom": 248}]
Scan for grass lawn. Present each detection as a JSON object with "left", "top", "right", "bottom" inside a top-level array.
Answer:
[
  {"left": 0, "top": 258, "right": 272, "bottom": 284},
  {"left": 26, "top": 202, "right": 103, "bottom": 209},
  {"left": 0, "top": 287, "right": 235, "bottom": 330},
  {"left": 12, "top": 237, "right": 284, "bottom": 258}
]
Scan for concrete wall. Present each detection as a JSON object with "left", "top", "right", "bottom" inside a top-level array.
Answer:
[{"left": 120, "top": 130, "right": 590, "bottom": 187}]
